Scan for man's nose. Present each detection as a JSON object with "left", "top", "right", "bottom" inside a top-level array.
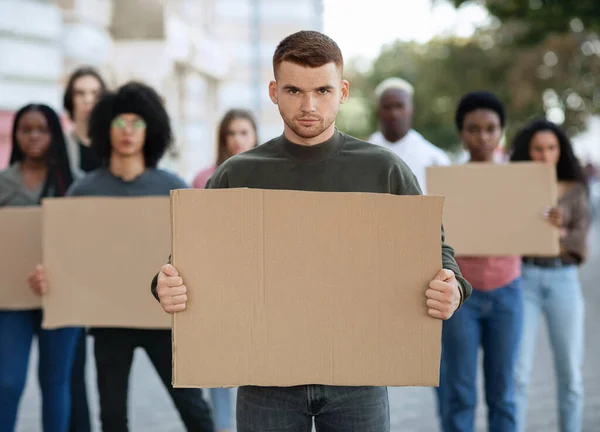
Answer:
[{"left": 300, "top": 94, "right": 316, "bottom": 112}]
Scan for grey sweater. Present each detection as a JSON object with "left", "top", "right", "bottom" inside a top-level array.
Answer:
[
  {"left": 66, "top": 167, "right": 187, "bottom": 197},
  {"left": 0, "top": 163, "right": 43, "bottom": 207}
]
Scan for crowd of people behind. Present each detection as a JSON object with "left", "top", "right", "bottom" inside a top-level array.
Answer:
[{"left": 0, "top": 29, "right": 594, "bottom": 432}]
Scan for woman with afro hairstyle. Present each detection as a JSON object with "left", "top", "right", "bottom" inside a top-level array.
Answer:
[{"left": 30, "top": 82, "right": 216, "bottom": 432}]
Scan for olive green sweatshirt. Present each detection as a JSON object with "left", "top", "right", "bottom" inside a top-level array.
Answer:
[{"left": 151, "top": 128, "right": 471, "bottom": 304}]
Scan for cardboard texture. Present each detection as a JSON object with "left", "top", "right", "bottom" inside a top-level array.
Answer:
[
  {"left": 426, "top": 162, "right": 560, "bottom": 256},
  {"left": 0, "top": 207, "right": 43, "bottom": 310},
  {"left": 171, "top": 188, "right": 444, "bottom": 388},
  {"left": 42, "top": 197, "right": 171, "bottom": 329}
]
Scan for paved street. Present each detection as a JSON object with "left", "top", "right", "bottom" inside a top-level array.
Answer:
[{"left": 17, "top": 196, "right": 600, "bottom": 431}]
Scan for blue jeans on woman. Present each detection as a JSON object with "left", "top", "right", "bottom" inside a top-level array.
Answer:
[
  {"left": 440, "top": 278, "right": 523, "bottom": 432},
  {"left": 209, "top": 388, "right": 233, "bottom": 430},
  {"left": 0, "top": 309, "right": 81, "bottom": 432},
  {"left": 515, "top": 264, "right": 585, "bottom": 432},
  {"left": 69, "top": 331, "right": 90, "bottom": 432}
]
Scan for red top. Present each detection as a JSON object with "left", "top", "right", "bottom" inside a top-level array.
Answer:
[
  {"left": 456, "top": 256, "right": 521, "bottom": 291},
  {"left": 191, "top": 165, "right": 217, "bottom": 189}
]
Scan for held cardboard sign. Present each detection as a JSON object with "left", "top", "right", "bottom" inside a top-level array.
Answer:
[
  {"left": 171, "top": 188, "right": 444, "bottom": 388},
  {"left": 0, "top": 207, "right": 43, "bottom": 310},
  {"left": 426, "top": 162, "right": 560, "bottom": 256},
  {"left": 41, "top": 197, "right": 171, "bottom": 329}
]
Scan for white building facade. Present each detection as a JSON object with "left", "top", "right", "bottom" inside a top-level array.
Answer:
[
  {"left": 215, "top": 0, "right": 324, "bottom": 144},
  {"left": 0, "top": 0, "right": 323, "bottom": 181}
]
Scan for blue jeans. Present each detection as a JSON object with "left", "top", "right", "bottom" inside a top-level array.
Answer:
[
  {"left": 435, "top": 356, "right": 447, "bottom": 427},
  {"left": 515, "top": 264, "right": 584, "bottom": 432},
  {"left": 236, "top": 385, "right": 389, "bottom": 431},
  {"left": 440, "top": 279, "right": 523, "bottom": 432},
  {"left": 69, "top": 331, "right": 90, "bottom": 432},
  {"left": 209, "top": 388, "right": 233, "bottom": 430},
  {"left": 0, "top": 310, "right": 81, "bottom": 432}
]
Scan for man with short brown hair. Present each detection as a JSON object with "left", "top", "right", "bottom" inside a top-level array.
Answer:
[{"left": 153, "top": 30, "right": 471, "bottom": 432}]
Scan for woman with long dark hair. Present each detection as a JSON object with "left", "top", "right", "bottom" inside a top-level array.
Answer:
[
  {"left": 63, "top": 66, "right": 107, "bottom": 176},
  {"left": 61, "top": 66, "right": 106, "bottom": 432},
  {"left": 511, "top": 118, "right": 589, "bottom": 432},
  {"left": 0, "top": 104, "right": 81, "bottom": 431}
]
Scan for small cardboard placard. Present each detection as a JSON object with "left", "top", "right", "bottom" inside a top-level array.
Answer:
[
  {"left": 0, "top": 207, "right": 43, "bottom": 310},
  {"left": 42, "top": 197, "right": 171, "bottom": 329},
  {"left": 427, "top": 162, "right": 559, "bottom": 256}
]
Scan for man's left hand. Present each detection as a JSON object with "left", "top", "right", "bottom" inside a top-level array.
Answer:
[{"left": 426, "top": 269, "right": 461, "bottom": 320}]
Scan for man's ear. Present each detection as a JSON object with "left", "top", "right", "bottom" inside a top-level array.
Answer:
[
  {"left": 339, "top": 79, "right": 350, "bottom": 104},
  {"left": 269, "top": 81, "right": 278, "bottom": 105}
]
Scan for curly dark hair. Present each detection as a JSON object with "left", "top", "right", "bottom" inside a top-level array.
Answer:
[
  {"left": 510, "top": 118, "right": 587, "bottom": 186},
  {"left": 10, "top": 104, "right": 74, "bottom": 199},
  {"left": 63, "top": 66, "right": 107, "bottom": 119},
  {"left": 455, "top": 90, "right": 506, "bottom": 131},
  {"left": 89, "top": 81, "right": 172, "bottom": 167}
]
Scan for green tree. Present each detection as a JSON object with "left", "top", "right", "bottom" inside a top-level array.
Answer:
[
  {"left": 448, "top": 0, "right": 600, "bottom": 137},
  {"left": 339, "top": 16, "right": 600, "bottom": 150},
  {"left": 450, "top": 0, "right": 600, "bottom": 45},
  {"left": 339, "top": 36, "right": 514, "bottom": 151}
]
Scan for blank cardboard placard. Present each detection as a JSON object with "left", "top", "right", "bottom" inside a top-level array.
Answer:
[
  {"left": 427, "top": 162, "right": 559, "bottom": 256},
  {"left": 0, "top": 207, "right": 42, "bottom": 310},
  {"left": 171, "top": 188, "right": 444, "bottom": 388},
  {"left": 42, "top": 197, "right": 171, "bottom": 329}
]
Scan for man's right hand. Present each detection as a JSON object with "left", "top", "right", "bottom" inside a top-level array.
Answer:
[{"left": 156, "top": 264, "right": 188, "bottom": 313}]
